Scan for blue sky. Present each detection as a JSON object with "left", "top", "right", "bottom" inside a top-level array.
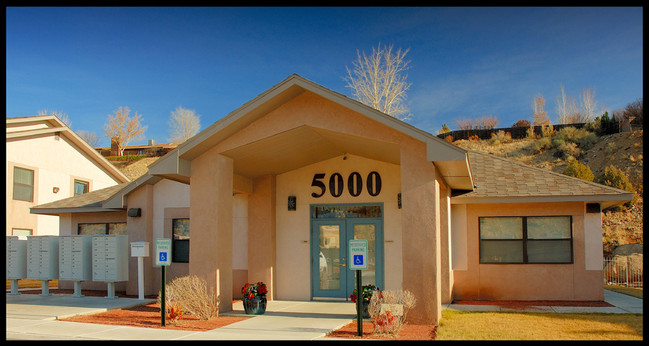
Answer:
[{"left": 6, "top": 7, "right": 643, "bottom": 147}]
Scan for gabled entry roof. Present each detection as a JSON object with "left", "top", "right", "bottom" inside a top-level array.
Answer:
[{"left": 148, "top": 74, "right": 474, "bottom": 190}]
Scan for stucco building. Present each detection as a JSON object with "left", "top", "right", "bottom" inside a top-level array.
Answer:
[
  {"left": 30, "top": 75, "right": 632, "bottom": 325},
  {"left": 7, "top": 115, "right": 129, "bottom": 237}
]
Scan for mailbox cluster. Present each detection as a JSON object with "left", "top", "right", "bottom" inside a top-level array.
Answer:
[{"left": 5, "top": 234, "right": 129, "bottom": 297}]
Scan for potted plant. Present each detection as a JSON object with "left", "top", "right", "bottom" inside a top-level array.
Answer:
[
  {"left": 350, "top": 284, "right": 378, "bottom": 318},
  {"left": 241, "top": 281, "right": 268, "bottom": 315}
]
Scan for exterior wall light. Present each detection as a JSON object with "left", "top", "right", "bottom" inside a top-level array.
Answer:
[
  {"left": 128, "top": 208, "right": 142, "bottom": 217},
  {"left": 288, "top": 196, "right": 296, "bottom": 211},
  {"left": 53, "top": 187, "right": 60, "bottom": 193}
]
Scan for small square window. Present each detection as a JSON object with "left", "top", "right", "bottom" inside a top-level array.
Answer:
[
  {"left": 74, "top": 180, "right": 89, "bottom": 195},
  {"left": 13, "top": 167, "right": 34, "bottom": 202}
]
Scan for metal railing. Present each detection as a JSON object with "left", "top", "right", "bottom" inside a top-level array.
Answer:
[{"left": 603, "top": 255, "right": 643, "bottom": 288}]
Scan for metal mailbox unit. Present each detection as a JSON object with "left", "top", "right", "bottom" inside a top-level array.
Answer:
[
  {"left": 59, "top": 235, "right": 93, "bottom": 297},
  {"left": 26, "top": 235, "right": 60, "bottom": 296},
  {"left": 6, "top": 236, "right": 27, "bottom": 295},
  {"left": 92, "top": 234, "right": 129, "bottom": 298}
]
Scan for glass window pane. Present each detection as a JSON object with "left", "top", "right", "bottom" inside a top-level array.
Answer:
[
  {"left": 173, "top": 239, "right": 190, "bottom": 262},
  {"left": 354, "top": 224, "right": 376, "bottom": 287},
  {"left": 480, "top": 240, "right": 524, "bottom": 263},
  {"left": 527, "top": 240, "right": 572, "bottom": 263},
  {"left": 527, "top": 217, "right": 571, "bottom": 239},
  {"left": 319, "top": 225, "right": 340, "bottom": 290},
  {"left": 108, "top": 223, "right": 127, "bottom": 235},
  {"left": 13, "top": 167, "right": 34, "bottom": 201},
  {"left": 79, "top": 223, "right": 107, "bottom": 235},
  {"left": 14, "top": 167, "right": 33, "bottom": 185},
  {"left": 74, "top": 180, "right": 89, "bottom": 195},
  {"left": 173, "top": 219, "right": 190, "bottom": 239},
  {"left": 312, "top": 205, "right": 382, "bottom": 218},
  {"left": 12, "top": 228, "right": 32, "bottom": 237},
  {"left": 480, "top": 217, "right": 523, "bottom": 239}
]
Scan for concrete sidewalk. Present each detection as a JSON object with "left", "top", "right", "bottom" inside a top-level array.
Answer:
[{"left": 5, "top": 289, "right": 643, "bottom": 340}]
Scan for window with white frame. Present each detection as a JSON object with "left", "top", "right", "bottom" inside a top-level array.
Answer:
[{"left": 479, "top": 216, "right": 573, "bottom": 264}]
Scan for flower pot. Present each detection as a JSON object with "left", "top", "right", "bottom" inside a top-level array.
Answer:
[
  {"left": 355, "top": 300, "right": 370, "bottom": 319},
  {"left": 243, "top": 295, "right": 267, "bottom": 315}
]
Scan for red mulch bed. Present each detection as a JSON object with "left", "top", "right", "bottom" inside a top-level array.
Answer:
[
  {"left": 58, "top": 301, "right": 250, "bottom": 332},
  {"left": 326, "top": 320, "right": 437, "bottom": 340}
]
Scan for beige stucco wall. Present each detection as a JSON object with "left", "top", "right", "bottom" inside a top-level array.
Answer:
[
  {"left": 452, "top": 201, "right": 604, "bottom": 301},
  {"left": 7, "top": 134, "right": 122, "bottom": 236},
  {"left": 188, "top": 90, "right": 444, "bottom": 322},
  {"left": 275, "top": 154, "right": 402, "bottom": 301}
]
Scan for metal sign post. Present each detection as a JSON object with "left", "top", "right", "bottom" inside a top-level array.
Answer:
[
  {"left": 348, "top": 239, "right": 368, "bottom": 337},
  {"left": 155, "top": 238, "right": 172, "bottom": 327}
]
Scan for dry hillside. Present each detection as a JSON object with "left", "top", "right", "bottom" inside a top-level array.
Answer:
[{"left": 453, "top": 129, "right": 643, "bottom": 256}]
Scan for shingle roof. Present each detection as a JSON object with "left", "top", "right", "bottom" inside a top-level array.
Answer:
[
  {"left": 30, "top": 183, "right": 129, "bottom": 211},
  {"left": 458, "top": 149, "right": 632, "bottom": 199}
]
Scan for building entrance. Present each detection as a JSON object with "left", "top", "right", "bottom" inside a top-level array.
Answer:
[{"left": 310, "top": 204, "right": 384, "bottom": 299}]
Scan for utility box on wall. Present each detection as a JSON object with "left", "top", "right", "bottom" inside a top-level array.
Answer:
[
  {"left": 59, "top": 235, "right": 93, "bottom": 281},
  {"left": 6, "top": 236, "right": 27, "bottom": 279},
  {"left": 92, "top": 235, "right": 129, "bottom": 282},
  {"left": 26, "top": 236, "right": 59, "bottom": 280}
]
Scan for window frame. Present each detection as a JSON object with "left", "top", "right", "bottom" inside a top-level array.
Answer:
[
  {"left": 74, "top": 179, "right": 90, "bottom": 195},
  {"left": 13, "top": 166, "right": 34, "bottom": 202},
  {"left": 479, "top": 215, "right": 573, "bottom": 264},
  {"left": 78, "top": 222, "right": 127, "bottom": 235},
  {"left": 172, "top": 218, "right": 190, "bottom": 263}
]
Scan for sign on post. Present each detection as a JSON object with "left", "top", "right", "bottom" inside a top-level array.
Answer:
[
  {"left": 348, "top": 240, "right": 368, "bottom": 270},
  {"left": 155, "top": 238, "right": 172, "bottom": 266}
]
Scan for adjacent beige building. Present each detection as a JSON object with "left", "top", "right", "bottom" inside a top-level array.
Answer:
[
  {"left": 30, "top": 75, "right": 632, "bottom": 325},
  {"left": 7, "top": 115, "right": 129, "bottom": 237}
]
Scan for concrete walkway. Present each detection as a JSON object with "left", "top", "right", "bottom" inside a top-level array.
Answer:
[{"left": 5, "top": 289, "right": 643, "bottom": 340}]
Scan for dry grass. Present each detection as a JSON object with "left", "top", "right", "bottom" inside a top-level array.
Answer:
[
  {"left": 605, "top": 285, "right": 643, "bottom": 299},
  {"left": 161, "top": 275, "right": 219, "bottom": 320},
  {"left": 436, "top": 310, "right": 643, "bottom": 340},
  {"left": 6, "top": 279, "right": 58, "bottom": 289}
]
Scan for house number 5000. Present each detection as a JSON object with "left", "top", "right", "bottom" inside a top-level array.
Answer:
[{"left": 311, "top": 172, "right": 382, "bottom": 198}]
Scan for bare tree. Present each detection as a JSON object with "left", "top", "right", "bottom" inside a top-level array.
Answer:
[
  {"left": 168, "top": 106, "right": 201, "bottom": 145},
  {"left": 103, "top": 106, "right": 147, "bottom": 156},
  {"left": 77, "top": 130, "right": 101, "bottom": 147},
  {"left": 38, "top": 109, "right": 72, "bottom": 127},
  {"left": 579, "top": 88, "right": 598, "bottom": 123},
  {"left": 555, "top": 85, "right": 581, "bottom": 124},
  {"left": 531, "top": 94, "right": 551, "bottom": 126},
  {"left": 344, "top": 43, "right": 412, "bottom": 121}
]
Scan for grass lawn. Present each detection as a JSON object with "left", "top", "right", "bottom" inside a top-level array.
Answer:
[
  {"left": 605, "top": 285, "right": 643, "bottom": 299},
  {"left": 436, "top": 310, "right": 643, "bottom": 340}
]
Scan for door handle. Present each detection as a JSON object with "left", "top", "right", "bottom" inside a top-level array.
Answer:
[{"left": 341, "top": 257, "right": 346, "bottom": 267}]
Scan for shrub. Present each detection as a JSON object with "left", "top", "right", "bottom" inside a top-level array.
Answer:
[
  {"left": 368, "top": 289, "right": 416, "bottom": 337},
  {"left": 489, "top": 130, "right": 512, "bottom": 145},
  {"left": 596, "top": 165, "right": 638, "bottom": 211},
  {"left": 555, "top": 142, "right": 581, "bottom": 160},
  {"left": 563, "top": 160, "right": 594, "bottom": 181},
  {"left": 444, "top": 135, "right": 454, "bottom": 143},
  {"left": 526, "top": 125, "right": 536, "bottom": 139},
  {"left": 468, "top": 134, "right": 480, "bottom": 141},
  {"left": 161, "top": 275, "right": 219, "bottom": 320},
  {"left": 541, "top": 124, "right": 554, "bottom": 138},
  {"left": 532, "top": 137, "right": 552, "bottom": 153}
]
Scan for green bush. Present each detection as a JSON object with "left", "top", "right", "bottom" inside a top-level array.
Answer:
[
  {"left": 596, "top": 165, "right": 638, "bottom": 211},
  {"left": 562, "top": 160, "right": 594, "bottom": 181},
  {"left": 532, "top": 137, "right": 552, "bottom": 153}
]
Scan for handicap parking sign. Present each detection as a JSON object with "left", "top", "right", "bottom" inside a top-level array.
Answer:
[
  {"left": 155, "top": 238, "right": 172, "bottom": 266},
  {"left": 348, "top": 240, "right": 368, "bottom": 270}
]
